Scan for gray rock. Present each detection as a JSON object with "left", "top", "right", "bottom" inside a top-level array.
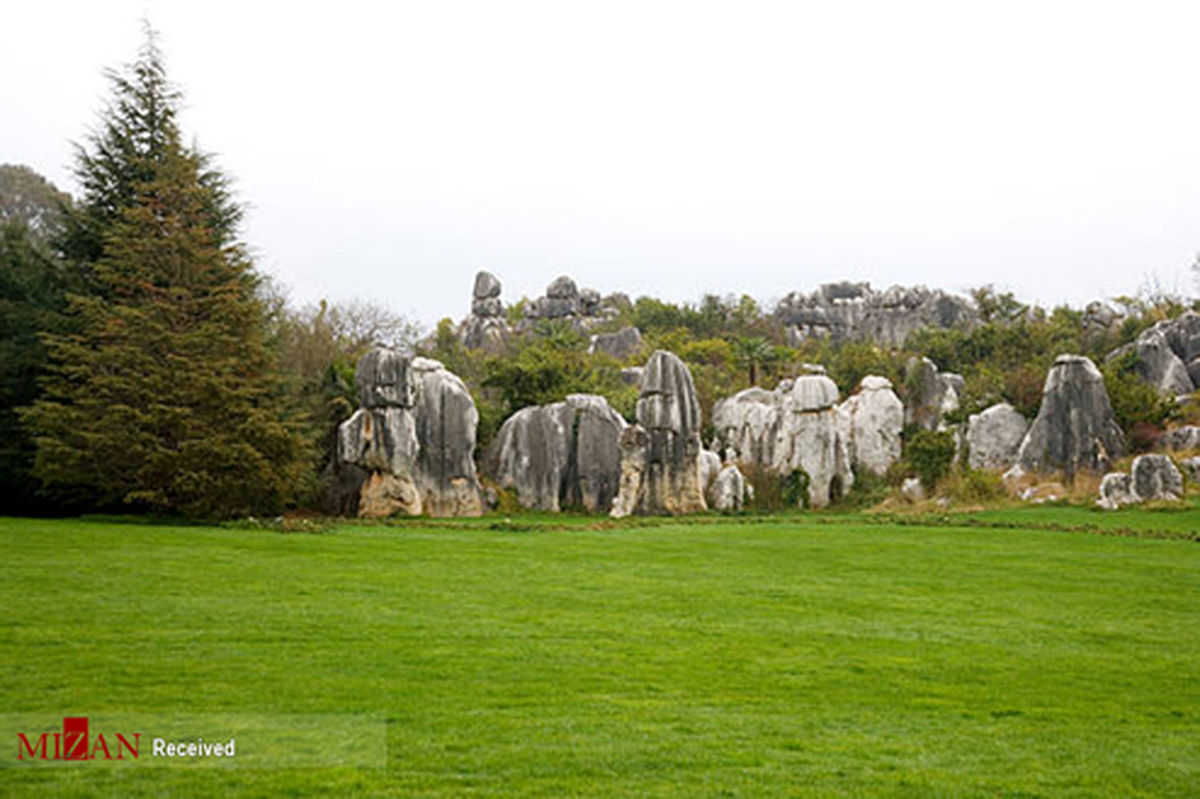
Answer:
[
  {"left": 610, "top": 351, "right": 707, "bottom": 515},
  {"left": 708, "top": 464, "right": 750, "bottom": 511},
  {"left": 775, "top": 282, "right": 976, "bottom": 347},
  {"left": 459, "top": 315, "right": 508, "bottom": 351},
  {"left": 1016, "top": 355, "right": 1125, "bottom": 475},
  {"left": 712, "top": 387, "right": 782, "bottom": 467},
  {"left": 528, "top": 296, "right": 580, "bottom": 319},
  {"left": 579, "top": 288, "right": 602, "bottom": 314},
  {"left": 1160, "top": 426, "right": 1200, "bottom": 452},
  {"left": 700, "top": 449, "right": 722, "bottom": 496},
  {"left": 471, "top": 297, "right": 503, "bottom": 318},
  {"left": 589, "top": 326, "right": 643, "bottom": 359},
  {"left": 338, "top": 350, "right": 483, "bottom": 517},
  {"left": 836, "top": 375, "right": 903, "bottom": 476},
  {"left": 610, "top": 424, "right": 648, "bottom": 519},
  {"left": 775, "top": 376, "right": 855, "bottom": 507},
  {"left": 1082, "top": 301, "right": 1122, "bottom": 341},
  {"left": 620, "top": 366, "right": 644, "bottom": 386},
  {"left": 901, "top": 477, "right": 925, "bottom": 502},
  {"left": 966, "top": 403, "right": 1029, "bottom": 470},
  {"left": 1130, "top": 454, "right": 1184, "bottom": 502},
  {"left": 1112, "top": 311, "right": 1200, "bottom": 396},
  {"left": 1180, "top": 456, "right": 1200, "bottom": 482},
  {"left": 1096, "top": 472, "right": 1137, "bottom": 510},
  {"left": 473, "top": 270, "right": 502, "bottom": 300},
  {"left": 355, "top": 347, "right": 413, "bottom": 409},
  {"left": 546, "top": 275, "right": 579, "bottom": 300},
  {"left": 712, "top": 374, "right": 854, "bottom": 508},
  {"left": 487, "top": 394, "right": 626, "bottom": 512},
  {"left": 904, "top": 357, "right": 961, "bottom": 432}
]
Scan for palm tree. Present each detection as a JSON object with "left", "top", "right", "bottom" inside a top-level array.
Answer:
[{"left": 733, "top": 337, "right": 778, "bottom": 385}]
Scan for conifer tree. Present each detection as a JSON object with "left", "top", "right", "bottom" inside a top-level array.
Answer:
[{"left": 23, "top": 32, "right": 308, "bottom": 517}]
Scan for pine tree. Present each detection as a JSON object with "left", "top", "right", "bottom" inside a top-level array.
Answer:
[{"left": 23, "top": 33, "right": 308, "bottom": 518}]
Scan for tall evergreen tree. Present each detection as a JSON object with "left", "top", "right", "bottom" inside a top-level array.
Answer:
[{"left": 23, "top": 32, "right": 308, "bottom": 518}]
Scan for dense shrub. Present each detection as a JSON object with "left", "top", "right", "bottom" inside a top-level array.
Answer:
[{"left": 903, "top": 430, "right": 957, "bottom": 490}]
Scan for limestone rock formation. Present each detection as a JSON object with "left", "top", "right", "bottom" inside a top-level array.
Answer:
[
  {"left": 776, "top": 282, "right": 976, "bottom": 347},
  {"left": 700, "top": 449, "right": 722, "bottom": 496},
  {"left": 1016, "top": 355, "right": 1125, "bottom": 475},
  {"left": 903, "top": 357, "right": 963, "bottom": 432},
  {"left": 588, "top": 326, "right": 643, "bottom": 360},
  {"left": 487, "top": 394, "right": 626, "bottom": 512},
  {"left": 712, "top": 374, "right": 853, "bottom": 508},
  {"left": 708, "top": 464, "right": 751, "bottom": 511},
  {"left": 1130, "top": 454, "right": 1184, "bottom": 502},
  {"left": 459, "top": 270, "right": 508, "bottom": 350},
  {"left": 1159, "top": 426, "right": 1200, "bottom": 452},
  {"left": 1097, "top": 454, "right": 1184, "bottom": 509},
  {"left": 836, "top": 376, "right": 903, "bottom": 476},
  {"left": 1082, "top": 301, "right": 1123, "bottom": 344},
  {"left": 1096, "top": 472, "right": 1137, "bottom": 510},
  {"left": 338, "top": 349, "right": 483, "bottom": 517},
  {"left": 1180, "top": 456, "right": 1200, "bottom": 482},
  {"left": 1109, "top": 311, "right": 1200, "bottom": 397},
  {"left": 610, "top": 351, "right": 707, "bottom": 516},
  {"left": 966, "top": 403, "right": 1030, "bottom": 471}
]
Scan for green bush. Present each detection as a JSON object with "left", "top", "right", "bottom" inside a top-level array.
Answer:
[{"left": 904, "top": 430, "right": 957, "bottom": 490}]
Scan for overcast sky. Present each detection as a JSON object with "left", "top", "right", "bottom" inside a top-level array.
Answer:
[{"left": 4, "top": 1, "right": 1199, "bottom": 327}]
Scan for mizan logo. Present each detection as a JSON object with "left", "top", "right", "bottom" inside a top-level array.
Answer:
[{"left": 17, "top": 717, "right": 140, "bottom": 761}]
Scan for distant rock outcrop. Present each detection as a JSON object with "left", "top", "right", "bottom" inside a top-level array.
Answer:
[
  {"left": 966, "top": 403, "right": 1029, "bottom": 470},
  {"left": 487, "top": 393, "right": 626, "bottom": 512},
  {"left": 1016, "top": 355, "right": 1125, "bottom": 475},
  {"left": 338, "top": 349, "right": 483, "bottom": 517},
  {"left": 1109, "top": 311, "right": 1200, "bottom": 397},
  {"left": 776, "top": 282, "right": 976, "bottom": 347},
  {"left": 610, "top": 351, "right": 707, "bottom": 516},
  {"left": 588, "top": 326, "right": 643, "bottom": 360},
  {"left": 836, "top": 375, "right": 903, "bottom": 476},
  {"left": 459, "top": 270, "right": 508, "bottom": 351}
]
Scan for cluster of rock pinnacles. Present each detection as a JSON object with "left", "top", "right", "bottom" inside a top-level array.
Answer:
[{"left": 332, "top": 271, "right": 1197, "bottom": 517}]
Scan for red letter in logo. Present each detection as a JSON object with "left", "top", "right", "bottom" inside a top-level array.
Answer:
[
  {"left": 16, "top": 733, "right": 49, "bottom": 760},
  {"left": 63, "top": 717, "right": 89, "bottom": 761}
]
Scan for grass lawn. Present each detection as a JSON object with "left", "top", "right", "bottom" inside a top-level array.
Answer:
[{"left": 1, "top": 511, "right": 1197, "bottom": 797}]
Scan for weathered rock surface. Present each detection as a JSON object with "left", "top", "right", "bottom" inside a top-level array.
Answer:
[
  {"left": 836, "top": 376, "right": 903, "bottom": 476},
  {"left": 1160, "top": 426, "right": 1200, "bottom": 452},
  {"left": 708, "top": 464, "right": 751, "bottom": 511},
  {"left": 1082, "top": 301, "right": 1123, "bottom": 343},
  {"left": 487, "top": 394, "right": 626, "bottom": 512},
  {"left": 610, "top": 351, "right": 707, "bottom": 516},
  {"left": 1016, "top": 355, "right": 1125, "bottom": 475},
  {"left": 1096, "top": 472, "right": 1137, "bottom": 510},
  {"left": 700, "top": 449, "right": 722, "bottom": 496},
  {"left": 1109, "top": 311, "right": 1200, "bottom": 396},
  {"left": 1097, "top": 454, "right": 1184, "bottom": 509},
  {"left": 338, "top": 349, "right": 483, "bottom": 517},
  {"left": 1181, "top": 456, "right": 1200, "bottom": 482},
  {"left": 776, "top": 282, "right": 976, "bottom": 347},
  {"left": 588, "top": 326, "right": 643, "bottom": 360},
  {"left": 1130, "top": 454, "right": 1184, "bottom": 502},
  {"left": 712, "top": 374, "right": 853, "bottom": 508},
  {"left": 966, "top": 403, "right": 1029, "bottom": 470},
  {"left": 904, "top": 357, "right": 963, "bottom": 432},
  {"left": 459, "top": 270, "right": 508, "bottom": 350}
]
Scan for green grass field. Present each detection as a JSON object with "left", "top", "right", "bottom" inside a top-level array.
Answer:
[{"left": 2, "top": 510, "right": 1198, "bottom": 797}]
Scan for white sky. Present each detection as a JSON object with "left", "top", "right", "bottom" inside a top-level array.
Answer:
[{"left": 4, "top": 1, "right": 1199, "bottom": 327}]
